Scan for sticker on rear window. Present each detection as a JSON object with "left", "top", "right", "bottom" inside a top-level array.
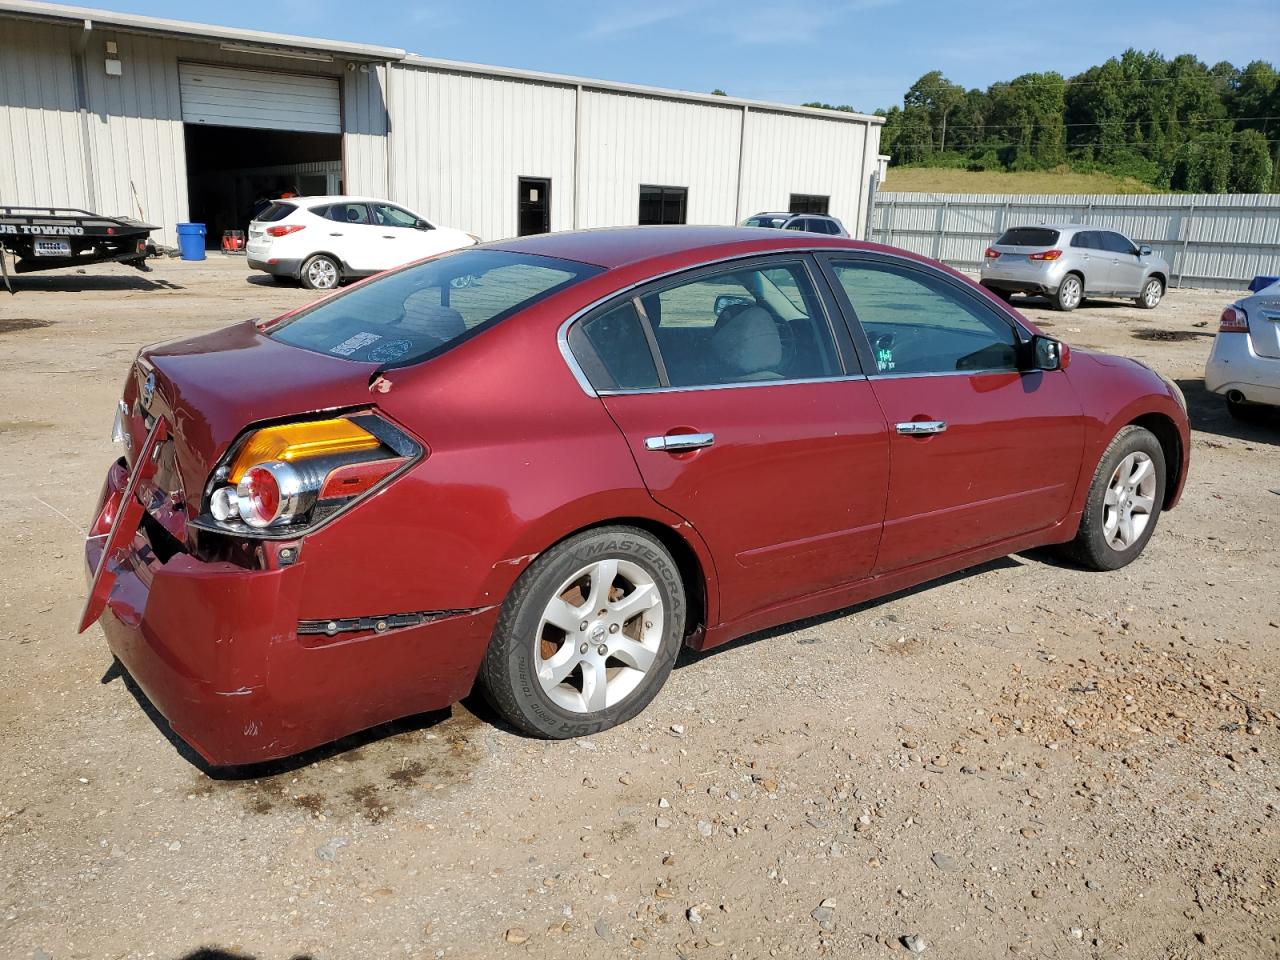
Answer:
[
  {"left": 368, "top": 339, "right": 413, "bottom": 363},
  {"left": 329, "top": 332, "right": 382, "bottom": 356}
]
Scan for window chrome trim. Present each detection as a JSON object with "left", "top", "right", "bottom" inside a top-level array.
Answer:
[
  {"left": 597, "top": 374, "right": 870, "bottom": 397},
  {"left": 555, "top": 245, "right": 864, "bottom": 398},
  {"left": 868, "top": 367, "right": 1021, "bottom": 380}
]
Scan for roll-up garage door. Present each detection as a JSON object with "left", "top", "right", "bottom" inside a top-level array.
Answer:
[{"left": 179, "top": 63, "right": 341, "bottom": 134}]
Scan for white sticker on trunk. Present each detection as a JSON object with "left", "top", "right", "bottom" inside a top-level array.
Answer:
[{"left": 330, "top": 332, "right": 382, "bottom": 356}]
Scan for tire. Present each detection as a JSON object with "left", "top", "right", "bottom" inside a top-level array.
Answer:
[
  {"left": 1054, "top": 273, "right": 1083, "bottom": 312},
  {"left": 300, "top": 254, "right": 341, "bottom": 291},
  {"left": 986, "top": 286, "right": 1013, "bottom": 303},
  {"left": 1136, "top": 276, "right": 1164, "bottom": 310},
  {"left": 478, "top": 526, "right": 686, "bottom": 738},
  {"left": 1059, "top": 425, "right": 1166, "bottom": 571}
]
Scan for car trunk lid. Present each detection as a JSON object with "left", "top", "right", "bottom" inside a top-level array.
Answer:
[
  {"left": 1246, "top": 295, "right": 1280, "bottom": 359},
  {"left": 126, "top": 320, "right": 381, "bottom": 513}
]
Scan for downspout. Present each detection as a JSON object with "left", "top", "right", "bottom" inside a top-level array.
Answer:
[
  {"left": 734, "top": 104, "right": 748, "bottom": 223},
  {"left": 573, "top": 83, "right": 582, "bottom": 229},
  {"left": 71, "top": 18, "right": 98, "bottom": 212}
]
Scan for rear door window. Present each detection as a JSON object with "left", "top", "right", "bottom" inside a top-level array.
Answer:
[
  {"left": 567, "top": 301, "right": 661, "bottom": 391},
  {"left": 996, "top": 227, "right": 1060, "bottom": 247},
  {"left": 641, "top": 260, "right": 842, "bottom": 387},
  {"left": 325, "top": 203, "right": 372, "bottom": 225},
  {"left": 270, "top": 250, "right": 600, "bottom": 368}
]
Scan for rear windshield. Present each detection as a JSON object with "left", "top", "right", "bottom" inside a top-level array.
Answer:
[
  {"left": 256, "top": 202, "right": 297, "bottom": 223},
  {"left": 997, "top": 227, "right": 1060, "bottom": 247},
  {"left": 269, "top": 249, "right": 601, "bottom": 368},
  {"left": 743, "top": 216, "right": 788, "bottom": 229}
]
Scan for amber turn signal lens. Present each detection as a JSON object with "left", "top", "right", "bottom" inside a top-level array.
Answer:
[{"left": 227, "top": 419, "right": 380, "bottom": 482}]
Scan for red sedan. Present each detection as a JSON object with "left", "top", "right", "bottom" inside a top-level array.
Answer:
[{"left": 82, "top": 227, "right": 1189, "bottom": 765}]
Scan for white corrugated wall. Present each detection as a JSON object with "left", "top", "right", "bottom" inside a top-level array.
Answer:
[
  {"left": 739, "top": 108, "right": 875, "bottom": 233},
  {"left": 576, "top": 89, "right": 741, "bottom": 228},
  {"left": 387, "top": 65, "right": 575, "bottom": 241},
  {"left": 343, "top": 61, "right": 390, "bottom": 198},
  {"left": 0, "top": 20, "right": 94, "bottom": 211}
]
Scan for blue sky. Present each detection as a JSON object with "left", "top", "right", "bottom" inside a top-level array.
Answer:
[{"left": 90, "top": 0, "right": 1280, "bottom": 111}]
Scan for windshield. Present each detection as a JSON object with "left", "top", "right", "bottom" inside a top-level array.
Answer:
[
  {"left": 269, "top": 249, "right": 601, "bottom": 368},
  {"left": 743, "top": 216, "right": 788, "bottom": 229}
]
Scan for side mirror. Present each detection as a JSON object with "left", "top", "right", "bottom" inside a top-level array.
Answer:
[
  {"left": 415, "top": 219, "right": 433, "bottom": 231},
  {"left": 1029, "top": 335, "right": 1064, "bottom": 371},
  {"left": 1139, "top": 245, "right": 1152, "bottom": 257}
]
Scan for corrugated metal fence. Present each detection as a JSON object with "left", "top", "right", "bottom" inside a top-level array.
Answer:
[{"left": 870, "top": 192, "right": 1280, "bottom": 290}]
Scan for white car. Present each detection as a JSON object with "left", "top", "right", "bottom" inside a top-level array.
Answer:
[
  {"left": 1205, "top": 276, "right": 1280, "bottom": 419},
  {"left": 246, "top": 196, "right": 478, "bottom": 290}
]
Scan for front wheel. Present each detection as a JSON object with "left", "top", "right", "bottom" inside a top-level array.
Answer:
[
  {"left": 1059, "top": 425, "right": 1165, "bottom": 571},
  {"left": 1136, "top": 277, "right": 1164, "bottom": 310},
  {"left": 478, "top": 526, "right": 685, "bottom": 738},
  {"left": 300, "top": 254, "right": 341, "bottom": 291},
  {"left": 1054, "top": 274, "right": 1083, "bottom": 312}
]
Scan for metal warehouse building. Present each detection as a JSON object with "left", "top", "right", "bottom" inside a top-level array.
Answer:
[{"left": 0, "top": 1, "right": 884, "bottom": 249}]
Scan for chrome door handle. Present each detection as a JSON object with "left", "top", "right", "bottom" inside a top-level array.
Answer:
[
  {"left": 645, "top": 432, "right": 715, "bottom": 451},
  {"left": 896, "top": 420, "right": 947, "bottom": 436}
]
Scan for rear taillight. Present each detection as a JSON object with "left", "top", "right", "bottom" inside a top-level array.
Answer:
[
  {"left": 1029, "top": 249, "right": 1063, "bottom": 261},
  {"left": 200, "top": 414, "right": 422, "bottom": 536},
  {"left": 984, "top": 247, "right": 1001, "bottom": 260},
  {"left": 266, "top": 224, "right": 305, "bottom": 237},
  {"left": 1219, "top": 306, "right": 1250, "bottom": 333}
]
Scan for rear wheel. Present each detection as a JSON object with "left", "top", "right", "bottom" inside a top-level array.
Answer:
[
  {"left": 986, "top": 285, "right": 1013, "bottom": 303},
  {"left": 479, "top": 526, "right": 685, "bottom": 738},
  {"left": 300, "top": 254, "right": 341, "bottom": 291},
  {"left": 1054, "top": 274, "right": 1083, "bottom": 312},
  {"left": 1136, "top": 276, "right": 1164, "bottom": 310},
  {"left": 1059, "top": 425, "right": 1165, "bottom": 571}
]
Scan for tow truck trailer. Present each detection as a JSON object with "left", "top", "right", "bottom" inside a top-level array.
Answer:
[{"left": 0, "top": 206, "right": 157, "bottom": 292}]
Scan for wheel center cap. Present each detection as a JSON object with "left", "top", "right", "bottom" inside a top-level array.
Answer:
[{"left": 589, "top": 621, "right": 608, "bottom": 644}]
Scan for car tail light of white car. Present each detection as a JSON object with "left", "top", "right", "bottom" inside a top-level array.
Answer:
[
  {"left": 266, "top": 224, "right": 305, "bottom": 238},
  {"left": 1219, "top": 306, "right": 1249, "bottom": 333},
  {"left": 983, "top": 247, "right": 1000, "bottom": 260},
  {"left": 1028, "top": 249, "right": 1063, "bottom": 261}
]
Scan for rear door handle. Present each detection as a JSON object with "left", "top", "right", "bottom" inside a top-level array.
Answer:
[
  {"left": 645, "top": 432, "right": 715, "bottom": 451},
  {"left": 896, "top": 420, "right": 947, "bottom": 436}
]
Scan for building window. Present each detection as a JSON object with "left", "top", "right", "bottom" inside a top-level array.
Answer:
[
  {"left": 639, "top": 185, "right": 688, "bottom": 225},
  {"left": 789, "top": 193, "right": 829, "bottom": 215}
]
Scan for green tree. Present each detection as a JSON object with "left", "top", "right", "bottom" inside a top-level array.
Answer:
[
  {"left": 903, "top": 70, "right": 966, "bottom": 152},
  {"left": 1230, "top": 128, "right": 1274, "bottom": 192}
]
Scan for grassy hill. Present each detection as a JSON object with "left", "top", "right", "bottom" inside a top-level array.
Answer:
[{"left": 880, "top": 166, "right": 1161, "bottom": 195}]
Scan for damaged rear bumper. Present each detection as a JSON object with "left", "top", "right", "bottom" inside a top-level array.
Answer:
[{"left": 84, "top": 460, "right": 498, "bottom": 767}]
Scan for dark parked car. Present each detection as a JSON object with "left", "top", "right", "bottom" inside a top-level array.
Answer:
[{"left": 82, "top": 227, "right": 1189, "bottom": 765}]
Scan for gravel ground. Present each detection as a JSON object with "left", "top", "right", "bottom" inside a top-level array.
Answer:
[{"left": 0, "top": 256, "right": 1277, "bottom": 960}]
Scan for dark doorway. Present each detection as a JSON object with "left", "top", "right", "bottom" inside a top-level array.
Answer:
[
  {"left": 184, "top": 124, "right": 342, "bottom": 247},
  {"left": 789, "top": 193, "right": 829, "bottom": 215},
  {"left": 639, "top": 185, "right": 688, "bottom": 225},
  {"left": 518, "top": 177, "right": 551, "bottom": 236}
]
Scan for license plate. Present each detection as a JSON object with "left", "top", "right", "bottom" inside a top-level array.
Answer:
[{"left": 34, "top": 239, "right": 72, "bottom": 257}]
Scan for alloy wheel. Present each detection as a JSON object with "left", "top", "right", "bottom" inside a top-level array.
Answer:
[
  {"left": 1102, "top": 451, "right": 1156, "bottom": 550},
  {"left": 307, "top": 258, "right": 338, "bottom": 289},
  {"left": 1059, "top": 276, "right": 1082, "bottom": 309},
  {"left": 1143, "top": 279, "right": 1162, "bottom": 308},
  {"left": 535, "top": 558, "right": 664, "bottom": 713}
]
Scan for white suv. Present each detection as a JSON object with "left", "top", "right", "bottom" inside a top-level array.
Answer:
[{"left": 247, "top": 196, "right": 478, "bottom": 290}]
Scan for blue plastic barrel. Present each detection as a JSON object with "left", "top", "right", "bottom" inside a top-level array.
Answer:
[{"left": 176, "top": 222, "right": 207, "bottom": 261}]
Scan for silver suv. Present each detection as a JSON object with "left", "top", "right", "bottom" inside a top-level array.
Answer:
[
  {"left": 741, "top": 212, "right": 849, "bottom": 237},
  {"left": 979, "top": 224, "right": 1170, "bottom": 312}
]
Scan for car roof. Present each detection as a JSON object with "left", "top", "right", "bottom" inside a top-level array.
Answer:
[
  {"left": 748, "top": 212, "right": 835, "bottom": 219},
  {"left": 272, "top": 196, "right": 392, "bottom": 205},
  {"left": 490, "top": 225, "right": 875, "bottom": 269}
]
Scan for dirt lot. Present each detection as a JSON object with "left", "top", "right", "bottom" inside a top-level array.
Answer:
[{"left": 1, "top": 256, "right": 1277, "bottom": 960}]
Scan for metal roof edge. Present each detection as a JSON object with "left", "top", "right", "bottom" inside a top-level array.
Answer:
[
  {"left": 399, "top": 54, "right": 885, "bottom": 125},
  {"left": 0, "top": 0, "right": 407, "bottom": 61}
]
